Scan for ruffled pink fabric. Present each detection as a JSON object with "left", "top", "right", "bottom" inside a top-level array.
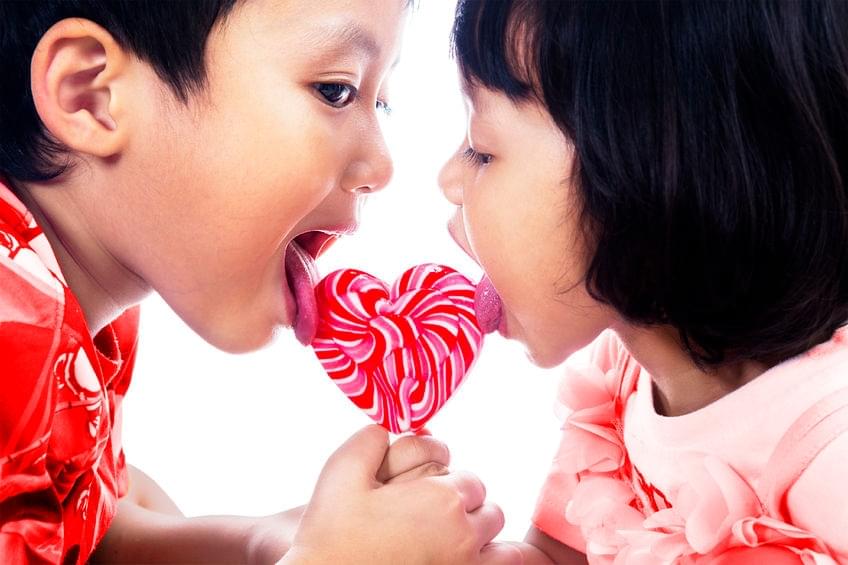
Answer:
[{"left": 555, "top": 362, "right": 840, "bottom": 564}]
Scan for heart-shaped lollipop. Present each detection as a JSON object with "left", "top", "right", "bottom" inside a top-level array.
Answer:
[{"left": 311, "top": 264, "right": 484, "bottom": 433}]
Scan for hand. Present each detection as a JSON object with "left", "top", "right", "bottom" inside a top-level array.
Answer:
[
  {"left": 378, "top": 430, "right": 451, "bottom": 483},
  {"left": 281, "top": 425, "right": 507, "bottom": 565},
  {"left": 248, "top": 430, "right": 450, "bottom": 564}
]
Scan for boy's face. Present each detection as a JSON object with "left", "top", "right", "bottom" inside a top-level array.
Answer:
[
  {"left": 439, "top": 87, "right": 614, "bottom": 368},
  {"left": 107, "top": 0, "right": 407, "bottom": 351}
]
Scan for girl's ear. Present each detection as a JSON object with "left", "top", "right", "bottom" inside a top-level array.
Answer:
[{"left": 30, "top": 18, "right": 132, "bottom": 159}]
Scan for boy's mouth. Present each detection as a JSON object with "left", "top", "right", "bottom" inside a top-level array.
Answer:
[{"left": 284, "top": 231, "right": 342, "bottom": 346}]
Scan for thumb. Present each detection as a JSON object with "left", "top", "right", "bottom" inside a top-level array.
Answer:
[{"left": 319, "top": 425, "right": 390, "bottom": 489}]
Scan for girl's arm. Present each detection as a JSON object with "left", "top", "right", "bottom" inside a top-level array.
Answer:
[{"left": 512, "top": 526, "right": 589, "bottom": 565}]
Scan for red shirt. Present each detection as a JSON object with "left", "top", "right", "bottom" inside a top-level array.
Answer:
[{"left": 0, "top": 179, "right": 137, "bottom": 564}]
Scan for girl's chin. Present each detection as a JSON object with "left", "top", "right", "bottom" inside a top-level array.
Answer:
[
  {"left": 524, "top": 347, "right": 561, "bottom": 369},
  {"left": 519, "top": 333, "right": 577, "bottom": 369}
]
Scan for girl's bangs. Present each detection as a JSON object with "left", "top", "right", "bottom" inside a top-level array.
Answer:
[{"left": 451, "top": 0, "right": 540, "bottom": 101}]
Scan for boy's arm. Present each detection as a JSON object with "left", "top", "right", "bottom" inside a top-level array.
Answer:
[
  {"left": 93, "top": 433, "right": 452, "bottom": 564},
  {"left": 90, "top": 465, "right": 300, "bottom": 564},
  {"left": 89, "top": 500, "right": 299, "bottom": 564},
  {"left": 120, "top": 465, "right": 183, "bottom": 516}
]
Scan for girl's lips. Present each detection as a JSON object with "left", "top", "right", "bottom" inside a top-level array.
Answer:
[{"left": 447, "top": 215, "right": 505, "bottom": 335}]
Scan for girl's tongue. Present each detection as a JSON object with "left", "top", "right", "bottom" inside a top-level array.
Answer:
[
  {"left": 285, "top": 241, "right": 319, "bottom": 345},
  {"left": 474, "top": 275, "right": 503, "bottom": 334}
]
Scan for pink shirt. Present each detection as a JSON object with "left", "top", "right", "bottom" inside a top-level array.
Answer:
[{"left": 533, "top": 329, "right": 848, "bottom": 563}]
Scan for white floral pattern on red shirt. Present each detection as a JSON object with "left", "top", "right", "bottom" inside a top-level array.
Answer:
[{"left": 0, "top": 179, "right": 138, "bottom": 564}]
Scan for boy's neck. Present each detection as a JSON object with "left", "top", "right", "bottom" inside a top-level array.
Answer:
[
  {"left": 615, "top": 324, "right": 770, "bottom": 417},
  {"left": 15, "top": 175, "right": 150, "bottom": 336}
]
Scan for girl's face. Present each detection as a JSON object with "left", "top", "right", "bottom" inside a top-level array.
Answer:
[
  {"left": 100, "top": 0, "right": 407, "bottom": 352},
  {"left": 439, "top": 87, "right": 614, "bottom": 367}
]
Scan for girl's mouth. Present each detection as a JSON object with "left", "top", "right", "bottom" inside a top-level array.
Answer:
[
  {"left": 446, "top": 214, "right": 505, "bottom": 335},
  {"left": 284, "top": 231, "right": 341, "bottom": 345}
]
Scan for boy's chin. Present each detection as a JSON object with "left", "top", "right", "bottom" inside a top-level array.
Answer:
[{"left": 195, "top": 322, "right": 277, "bottom": 354}]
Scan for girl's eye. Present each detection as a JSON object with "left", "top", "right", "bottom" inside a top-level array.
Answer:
[
  {"left": 376, "top": 98, "right": 393, "bottom": 116},
  {"left": 315, "top": 83, "right": 357, "bottom": 108},
  {"left": 462, "top": 146, "right": 493, "bottom": 167}
]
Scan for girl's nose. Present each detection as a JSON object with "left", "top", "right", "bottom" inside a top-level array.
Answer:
[{"left": 438, "top": 144, "right": 465, "bottom": 206}]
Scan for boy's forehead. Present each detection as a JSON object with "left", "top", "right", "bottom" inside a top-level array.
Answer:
[
  {"left": 304, "top": 20, "right": 381, "bottom": 60},
  {"left": 246, "top": 0, "right": 407, "bottom": 64}
]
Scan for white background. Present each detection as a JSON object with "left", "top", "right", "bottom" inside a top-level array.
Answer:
[{"left": 124, "top": 0, "right": 568, "bottom": 543}]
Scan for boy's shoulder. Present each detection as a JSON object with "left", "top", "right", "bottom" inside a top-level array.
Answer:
[{"left": 0, "top": 179, "right": 70, "bottom": 340}]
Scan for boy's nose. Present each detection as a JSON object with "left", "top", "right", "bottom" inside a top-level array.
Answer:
[
  {"left": 438, "top": 144, "right": 464, "bottom": 206},
  {"left": 343, "top": 130, "right": 394, "bottom": 195}
]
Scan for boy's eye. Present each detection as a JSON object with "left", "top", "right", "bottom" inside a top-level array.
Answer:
[
  {"left": 315, "top": 83, "right": 357, "bottom": 108},
  {"left": 462, "top": 146, "right": 493, "bottom": 166}
]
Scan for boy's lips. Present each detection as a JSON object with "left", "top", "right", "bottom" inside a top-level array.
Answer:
[{"left": 284, "top": 230, "right": 346, "bottom": 346}]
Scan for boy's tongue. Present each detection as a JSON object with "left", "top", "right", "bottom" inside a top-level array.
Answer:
[
  {"left": 474, "top": 275, "right": 503, "bottom": 334},
  {"left": 285, "top": 241, "right": 319, "bottom": 345}
]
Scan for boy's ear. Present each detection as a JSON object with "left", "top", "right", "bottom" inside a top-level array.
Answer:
[{"left": 30, "top": 18, "right": 132, "bottom": 159}]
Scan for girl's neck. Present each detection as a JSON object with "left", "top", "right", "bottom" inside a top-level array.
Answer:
[{"left": 614, "top": 324, "right": 771, "bottom": 417}]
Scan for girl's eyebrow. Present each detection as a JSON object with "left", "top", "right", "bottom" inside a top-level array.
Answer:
[
  {"left": 308, "top": 22, "right": 381, "bottom": 60},
  {"left": 462, "top": 84, "right": 492, "bottom": 117},
  {"left": 460, "top": 78, "right": 482, "bottom": 108}
]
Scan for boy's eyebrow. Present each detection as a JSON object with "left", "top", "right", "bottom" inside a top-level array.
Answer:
[{"left": 308, "top": 22, "right": 381, "bottom": 60}]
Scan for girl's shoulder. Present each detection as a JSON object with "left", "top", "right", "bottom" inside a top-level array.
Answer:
[
  {"left": 770, "top": 381, "right": 848, "bottom": 558},
  {"left": 549, "top": 328, "right": 848, "bottom": 562}
]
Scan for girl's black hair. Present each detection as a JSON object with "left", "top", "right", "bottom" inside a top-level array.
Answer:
[
  {"left": 0, "top": 0, "right": 240, "bottom": 182},
  {"left": 453, "top": 0, "right": 848, "bottom": 367}
]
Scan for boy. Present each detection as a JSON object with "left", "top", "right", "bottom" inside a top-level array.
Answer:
[{"left": 0, "top": 1, "right": 509, "bottom": 562}]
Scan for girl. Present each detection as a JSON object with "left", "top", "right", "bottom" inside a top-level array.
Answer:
[
  {"left": 439, "top": 0, "right": 848, "bottom": 563},
  {"left": 0, "top": 1, "right": 508, "bottom": 563}
]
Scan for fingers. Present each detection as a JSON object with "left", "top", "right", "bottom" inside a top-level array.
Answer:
[
  {"left": 437, "top": 470, "right": 486, "bottom": 512},
  {"left": 377, "top": 434, "right": 451, "bottom": 483},
  {"left": 385, "top": 461, "right": 450, "bottom": 484},
  {"left": 320, "top": 425, "right": 389, "bottom": 488},
  {"left": 469, "top": 502, "right": 506, "bottom": 549}
]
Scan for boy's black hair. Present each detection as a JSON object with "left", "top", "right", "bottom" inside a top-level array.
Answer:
[
  {"left": 453, "top": 0, "right": 848, "bottom": 367},
  {"left": 0, "top": 0, "right": 240, "bottom": 182}
]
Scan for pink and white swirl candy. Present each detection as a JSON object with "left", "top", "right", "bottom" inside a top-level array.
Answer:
[{"left": 311, "top": 264, "right": 484, "bottom": 433}]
